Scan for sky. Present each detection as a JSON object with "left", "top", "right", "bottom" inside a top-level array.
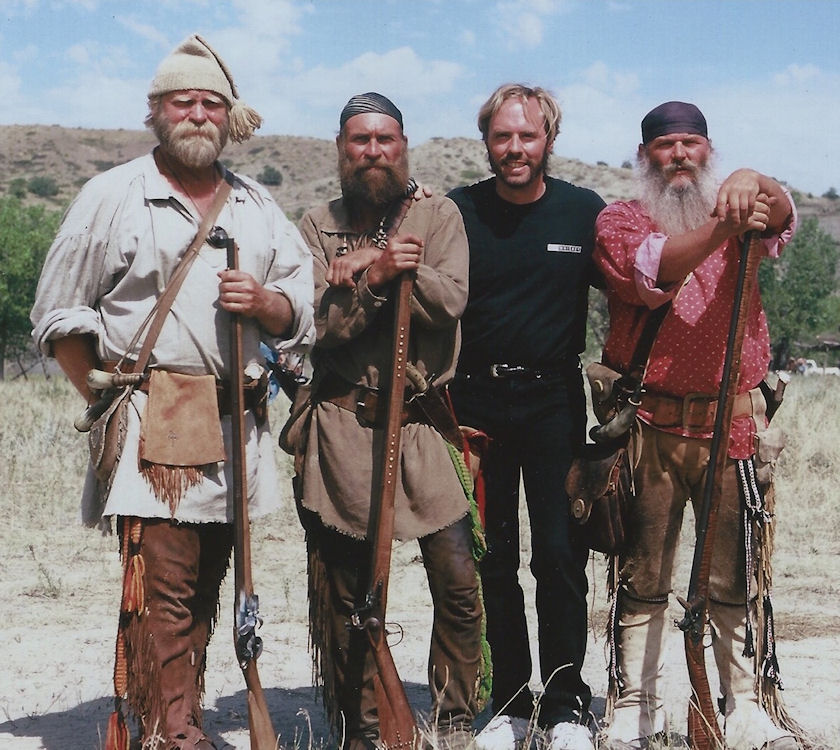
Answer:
[{"left": 1, "top": 0, "right": 838, "bottom": 196}]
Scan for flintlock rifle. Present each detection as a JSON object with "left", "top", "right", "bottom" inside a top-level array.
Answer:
[
  {"left": 351, "top": 184, "right": 419, "bottom": 749},
  {"left": 214, "top": 226, "right": 279, "bottom": 750},
  {"left": 676, "top": 231, "right": 762, "bottom": 750}
]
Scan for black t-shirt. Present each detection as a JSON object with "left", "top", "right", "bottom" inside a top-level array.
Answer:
[{"left": 447, "top": 176, "right": 605, "bottom": 372}]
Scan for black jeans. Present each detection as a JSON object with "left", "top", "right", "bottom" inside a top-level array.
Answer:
[{"left": 450, "top": 367, "right": 591, "bottom": 727}]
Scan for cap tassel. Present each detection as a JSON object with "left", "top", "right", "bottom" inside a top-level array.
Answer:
[{"left": 228, "top": 101, "right": 262, "bottom": 143}]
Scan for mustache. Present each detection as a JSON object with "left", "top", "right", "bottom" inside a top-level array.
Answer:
[
  {"left": 661, "top": 160, "right": 699, "bottom": 178},
  {"left": 172, "top": 123, "right": 216, "bottom": 140},
  {"left": 352, "top": 163, "right": 399, "bottom": 181}
]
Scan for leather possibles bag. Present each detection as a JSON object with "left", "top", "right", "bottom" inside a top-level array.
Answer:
[
  {"left": 89, "top": 385, "right": 133, "bottom": 483},
  {"left": 565, "top": 432, "right": 633, "bottom": 554},
  {"left": 565, "top": 304, "right": 671, "bottom": 556}
]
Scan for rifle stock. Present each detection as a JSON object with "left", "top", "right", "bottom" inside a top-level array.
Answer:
[
  {"left": 226, "top": 234, "right": 278, "bottom": 750},
  {"left": 677, "top": 232, "right": 762, "bottom": 750}
]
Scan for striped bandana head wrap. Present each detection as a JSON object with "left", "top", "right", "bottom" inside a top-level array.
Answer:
[{"left": 339, "top": 92, "right": 403, "bottom": 132}]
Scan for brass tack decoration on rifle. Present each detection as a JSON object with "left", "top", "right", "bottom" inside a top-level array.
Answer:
[{"left": 349, "top": 181, "right": 420, "bottom": 749}]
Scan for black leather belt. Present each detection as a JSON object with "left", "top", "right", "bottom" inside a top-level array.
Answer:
[{"left": 461, "top": 360, "right": 578, "bottom": 380}]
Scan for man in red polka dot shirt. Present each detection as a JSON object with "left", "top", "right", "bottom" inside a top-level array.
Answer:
[{"left": 593, "top": 102, "right": 803, "bottom": 750}]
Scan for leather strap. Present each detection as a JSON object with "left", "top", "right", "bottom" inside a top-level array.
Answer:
[
  {"left": 640, "top": 389, "right": 753, "bottom": 431},
  {"left": 629, "top": 302, "right": 671, "bottom": 380},
  {"left": 117, "top": 171, "right": 234, "bottom": 375},
  {"left": 314, "top": 375, "right": 424, "bottom": 428}
]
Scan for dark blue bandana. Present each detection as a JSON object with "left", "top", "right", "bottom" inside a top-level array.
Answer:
[{"left": 641, "top": 101, "right": 707, "bottom": 144}]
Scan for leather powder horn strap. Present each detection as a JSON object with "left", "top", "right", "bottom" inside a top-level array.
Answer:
[
  {"left": 121, "top": 172, "right": 234, "bottom": 376},
  {"left": 628, "top": 301, "right": 671, "bottom": 382}
]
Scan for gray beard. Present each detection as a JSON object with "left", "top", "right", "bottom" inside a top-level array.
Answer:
[
  {"left": 151, "top": 113, "right": 227, "bottom": 169},
  {"left": 636, "top": 155, "right": 719, "bottom": 236}
]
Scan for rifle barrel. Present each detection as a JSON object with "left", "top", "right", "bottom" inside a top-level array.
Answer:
[{"left": 225, "top": 235, "right": 278, "bottom": 750}]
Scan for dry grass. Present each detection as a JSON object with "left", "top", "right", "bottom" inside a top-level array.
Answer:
[{"left": 1, "top": 373, "right": 839, "bottom": 749}]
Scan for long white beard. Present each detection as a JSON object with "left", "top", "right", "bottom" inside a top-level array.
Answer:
[{"left": 636, "top": 155, "right": 719, "bottom": 236}]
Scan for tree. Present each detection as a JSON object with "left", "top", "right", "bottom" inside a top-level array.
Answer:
[
  {"left": 0, "top": 197, "right": 61, "bottom": 379},
  {"left": 759, "top": 216, "right": 840, "bottom": 369},
  {"left": 257, "top": 165, "right": 283, "bottom": 186}
]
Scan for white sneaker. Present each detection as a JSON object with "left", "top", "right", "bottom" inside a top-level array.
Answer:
[
  {"left": 475, "top": 714, "right": 531, "bottom": 749},
  {"left": 545, "top": 721, "right": 594, "bottom": 750}
]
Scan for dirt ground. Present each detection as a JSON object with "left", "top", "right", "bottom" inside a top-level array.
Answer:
[
  {"left": 1, "top": 502, "right": 838, "bottom": 750},
  {"left": 2, "top": 380, "right": 839, "bottom": 750}
]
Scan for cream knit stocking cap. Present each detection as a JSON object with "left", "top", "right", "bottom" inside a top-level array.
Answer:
[{"left": 148, "top": 34, "right": 262, "bottom": 143}]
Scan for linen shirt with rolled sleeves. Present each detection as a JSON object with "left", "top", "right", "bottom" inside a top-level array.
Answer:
[
  {"left": 30, "top": 152, "right": 314, "bottom": 525},
  {"left": 593, "top": 192, "right": 797, "bottom": 459},
  {"left": 297, "top": 195, "right": 471, "bottom": 540}
]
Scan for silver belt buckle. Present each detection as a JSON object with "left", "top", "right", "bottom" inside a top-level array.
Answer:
[{"left": 489, "top": 363, "right": 528, "bottom": 378}]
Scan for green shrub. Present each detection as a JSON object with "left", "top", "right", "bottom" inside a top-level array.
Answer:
[
  {"left": 460, "top": 168, "right": 484, "bottom": 182},
  {"left": 258, "top": 165, "right": 283, "bottom": 186},
  {"left": 27, "top": 176, "right": 60, "bottom": 197},
  {"left": 8, "top": 178, "right": 27, "bottom": 199}
]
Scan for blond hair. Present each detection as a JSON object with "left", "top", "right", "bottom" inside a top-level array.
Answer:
[{"left": 477, "top": 83, "right": 561, "bottom": 143}]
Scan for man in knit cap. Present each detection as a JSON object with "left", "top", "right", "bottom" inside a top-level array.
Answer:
[
  {"left": 293, "top": 92, "right": 488, "bottom": 749},
  {"left": 31, "top": 35, "right": 313, "bottom": 749},
  {"left": 593, "top": 101, "right": 804, "bottom": 749}
]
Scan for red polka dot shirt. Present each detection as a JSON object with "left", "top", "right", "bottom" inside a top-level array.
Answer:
[{"left": 594, "top": 195, "right": 798, "bottom": 458}]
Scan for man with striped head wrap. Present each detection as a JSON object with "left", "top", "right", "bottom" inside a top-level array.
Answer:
[{"left": 293, "top": 92, "right": 488, "bottom": 749}]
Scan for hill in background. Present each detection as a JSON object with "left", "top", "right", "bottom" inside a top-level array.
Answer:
[{"left": 3, "top": 124, "right": 838, "bottom": 239}]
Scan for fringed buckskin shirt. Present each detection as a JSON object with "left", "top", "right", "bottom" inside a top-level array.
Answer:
[
  {"left": 593, "top": 192, "right": 797, "bottom": 459},
  {"left": 298, "top": 195, "right": 471, "bottom": 540},
  {"left": 31, "top": 153, "right": 314, "bottom": 526}
]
